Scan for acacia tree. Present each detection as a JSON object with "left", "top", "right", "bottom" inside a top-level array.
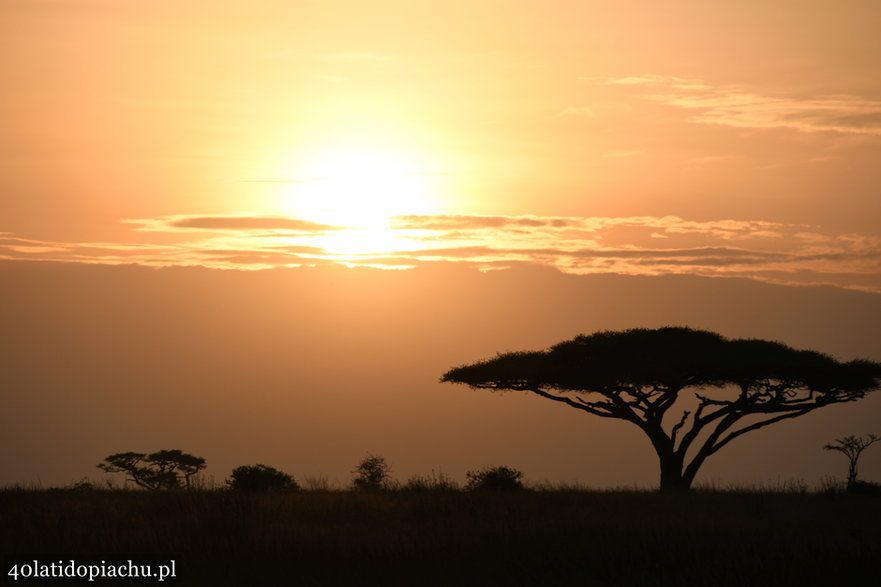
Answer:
[
  {"left": 98, "top": 450, "right": 206, "bottom": 490},
  {"left": 824, "top": 434, "right": 880, "bottom": 489},
  {"left": 442, "top": 327, "right": 881, "bottom": 491}
]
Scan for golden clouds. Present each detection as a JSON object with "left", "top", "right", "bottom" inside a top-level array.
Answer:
[{"left": 2, "top": 214, "right": 880, "bottom": 292}]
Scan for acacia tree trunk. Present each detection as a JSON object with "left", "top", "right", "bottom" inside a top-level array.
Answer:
[
  {"left": 657, "top": 452, "right": 691, "bottom": 491},
  {"left": 847, "top": 458, "right": 858, "bottom": 489},
  {"left": 645, "top": 428, "right": 692, "bottom": 491}
]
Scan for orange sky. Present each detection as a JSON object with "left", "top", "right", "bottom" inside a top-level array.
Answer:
[
  {"left": 1, "top": 1, "right": 880, "bottom": 487},
  {"left": 2, "top": 0, "right": 880, "bottom": 289},
  {"left": 3, "top": 261, "right": 881, "bottom": 488}
]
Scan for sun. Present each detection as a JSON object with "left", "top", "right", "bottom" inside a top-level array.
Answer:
[{"left": 283, "top": 146, "right": 441, "bottom": 229}]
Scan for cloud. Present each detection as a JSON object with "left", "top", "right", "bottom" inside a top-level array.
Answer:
[
  {"left": 600, "top": 75, "right": 881, "bottom": 136},
  {"left": 0, "top": 236, "right": 71, "bottom": 254},
  {"left": 2, "top": 213, "right": 879, "bottom": 292},
  {"left": 392, "top": 214, "right": 580, "bottom": 231},
  {"left": 570, "top": 247, "right": 782, "bottom": 260},
  {"left": 126, "top": 215, "right": 344, "bottom": 233},
  {"left": 382, "top": 243, "right": 785, "bottom": 267},
  {"left": 599, "top": 74, "right": 677, "bottom": 86}
]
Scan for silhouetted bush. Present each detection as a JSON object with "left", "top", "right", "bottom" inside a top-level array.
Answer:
[
  {"left": 352, "top": 454, "right": 391, "bottom": 491},
  {"left": 62, "top": 478, "right": 98, "bottom": 491},
  {"left": 404, "top": 471, "right": 459, "bottom": 492},
  {"left": 465, "top": 466, "right": 525, "bottom": 492},
  {"left": 227, "top": 464, "right": 299, "bottom": 491},
  {"left": 847, "top": 480, "right": 881, "bottom": 496},
  {"left": 301, "top": 475, "right": 331, "bottom": 491}
]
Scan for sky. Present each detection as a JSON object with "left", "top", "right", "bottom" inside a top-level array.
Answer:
[{"left": 1, "top": 0, "right": 880, "bottom": 487}]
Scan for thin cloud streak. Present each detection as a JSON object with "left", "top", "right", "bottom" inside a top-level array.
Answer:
[
  {"left": 126, "top": 214, "right": 346, "bottom": 233},
  {"left": 1, "top": 213, "right": 879, "bottom": 292},
  {"left": 594, "top": 75, "right": 881, "bottom": 136}
]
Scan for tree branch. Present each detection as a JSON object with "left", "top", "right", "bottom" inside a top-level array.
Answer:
[
  {"left": 526, "top": 387, "right": 622, "bottom": 419},
  {"left": 675, "top": 398, "right": 738, "bottom": 459},
  {"left": 650, "top": 388, "right": 682, "bottom": 421},
  {"left": 709, "top": 407, "right": 819, "bottom": 455},
  {"left": 681, "top": 410, "right": 746, "bottom": 486},
  {"left": 670, "top": 410, "right": 691, "bottom": 448}
]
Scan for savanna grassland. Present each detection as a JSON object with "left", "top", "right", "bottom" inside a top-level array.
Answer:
[{"left": 3, "top": 487, "right": 880, "bottom": 586}]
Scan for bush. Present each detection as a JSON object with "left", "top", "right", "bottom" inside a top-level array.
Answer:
[
  {"left": 70, "top": 478, "right": 98, "bottom": 491},
  {"left": 404, "top": 470, "right": 459, "bottom": 492},
  {"left": 465, "top": 466, "right": 526, "bottom": 492},
  {"left": 848, "top": 480, "right": 881, "bottom": 496},
  {"left": 227, "top": 464, "right": 299, "bottom": 491},
  {"left": 301, "top": 475, "right": 331, "bottom": 491},
  {"left": 352, "top": 454, "right": 391, "bottom": 491}
]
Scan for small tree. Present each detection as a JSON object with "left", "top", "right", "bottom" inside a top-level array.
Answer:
[
  {"left": 443, "top": 327, "right": 881, "bottom": 491},
  {"left": 352, "top": 454, "right": 391, "bottom": 491},
  {"left": 227, "top": 464, "right": 299, "bottom": 491},
  {"left": 97, "top": 450, "right": 206, "bottom": 490},
  {"left": 824, "top": 434, "right": 880, "bottom": 490},
  {"left": 465, "top": 466, "right": 525, "bottom": 491}
]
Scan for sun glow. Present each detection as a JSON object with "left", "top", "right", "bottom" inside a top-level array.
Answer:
[{"left": 282, "top": 146, "right": 441, "bottom": 229}]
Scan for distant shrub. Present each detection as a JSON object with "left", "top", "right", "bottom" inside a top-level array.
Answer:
[
  {"left": 404, "top": 470, "right": 459, "bottom": 492},
  {"left": 847, "top": 480, "right": 881, "bottom": 497},
  {"left": 69, "top": 478, "right": 98, "bottom": 491},
  {"left": 227, "top": 464, "right": 299, "bottom": 491},
  {"left": 817, "top": 475, "right": 847, "bottom": 497},
  {"left": 352, "top": 454, "right": 391, "bottom": 491},
  {"left": 302, "top": 475, "right": 332, "bottom": 491},
  {"left": 465, "top": 466, "right": 526, "bottom": 492}
]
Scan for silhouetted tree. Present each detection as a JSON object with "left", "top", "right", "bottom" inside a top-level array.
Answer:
[
  {"left": 352, "top": 454, "right": 391, "bottom": 490},
  {"left": 465, "top": 466, "right": 526, "bottom": 491},
  {"left": 442, "top": 327, "right": 881, "bottom": 491},
  {"left": 227, "top": 464, "right": 299, "bottom": 491},
  {"left": 97, "top": 450, "right": 206, "bottom": 490},
  {"left": 824, "top": 434, "right": 880, "bottom": 490}
]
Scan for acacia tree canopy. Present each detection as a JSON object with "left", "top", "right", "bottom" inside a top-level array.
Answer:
[
  {"left": 97, "top": 449, "right": 206, "bottom": 490},
  {"left": 442, "top": 327, "right": 881, "bottom": 491}
]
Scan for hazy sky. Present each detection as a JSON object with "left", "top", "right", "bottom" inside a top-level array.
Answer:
[
  {"left": 2, "top": 0, "right": 880, "bottom": 289},
  {"left": 3, "top": 262, "right": 880, "bottom": 488},
  {"left": 1, "top": 1, "right": 880, "bottom": 487}
]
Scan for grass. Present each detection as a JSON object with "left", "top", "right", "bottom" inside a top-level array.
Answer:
[{"left": 2, "top": 485, "right": 880, "bottom": 586}]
